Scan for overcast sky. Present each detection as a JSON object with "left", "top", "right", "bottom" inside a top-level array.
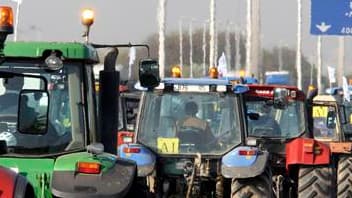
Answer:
[{"left": 3, "top": 0, "right": 352, "bottom": 74}]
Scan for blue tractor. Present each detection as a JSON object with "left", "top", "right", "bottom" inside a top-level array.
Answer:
[{"left": 117, "top": 63, "right": 274, "bottom": 197}]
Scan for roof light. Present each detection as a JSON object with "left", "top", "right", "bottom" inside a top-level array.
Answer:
[
  {"left": 171, "top": 65, "right": 181, "bottom": 78},
  {"left": 76, "top": 162, "right": 101, "bottom": 174},
  {"left": 308, "top": 85, "right": 315, "bottom": 91},
  {"left": 0, "top": 6, "right": 13, "bottom": 47},
  {"left": 45, "top": 51, "right": 63, "bottom": 70},
  {"left": 209, "top": 67, "right": 218, "bottom": 79},
  {"left": 81, "top": 8, "right": 94, "bottom": 26},
  {"left": 0, "top": 6, "right": 13, "bottom": 30},
  {"left": 239, "top": 69, "right": 246, "bottom": 77},
  {"left": 81, "top": 8, "right": 94, "bottom": 43}
]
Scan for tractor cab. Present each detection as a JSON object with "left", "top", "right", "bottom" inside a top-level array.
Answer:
[
  {"left": 136, "top": 78, "right": 242, "bottom": 156},
  {"left": 311, "top": 88, "right": 352, "bottom": 142},
  {"left": 244, "top": 85, "right": 308, "bottom": 140},
  {"left": 311, "top": 94, "right": 344, "bottom": 142}
]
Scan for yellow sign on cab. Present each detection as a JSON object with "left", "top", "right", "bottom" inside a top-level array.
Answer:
[
  {"left": 313, "top": 106, "right": 328, "bottom": 118},
  {"left": 157, "top": 137, "right": 179, "bottom": 154}
]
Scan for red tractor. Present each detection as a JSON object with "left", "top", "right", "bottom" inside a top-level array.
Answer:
[{"left": 243, "top": 84, "right": 334, "bottom": 197}]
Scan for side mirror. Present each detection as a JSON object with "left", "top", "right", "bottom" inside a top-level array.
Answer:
[
  {"left": 326, "top": 110, "right": 337, "bottom": 129},
  {"left": 273, "top": 88, "right": 289, "bottom": 109},
  {"left": 139, "top": 59, "right": 160, "bottom": 89},
  {"left": 18, "top": 90, "right": 49, "bottom": 134}
]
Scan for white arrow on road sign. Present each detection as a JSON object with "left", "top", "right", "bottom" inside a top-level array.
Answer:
[{"left": 316, "top": 22, "right": 331, "bottom": 33}]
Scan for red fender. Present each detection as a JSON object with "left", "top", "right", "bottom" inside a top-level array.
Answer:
[
  {"left": 0, "top": 166, "right": 17, "bottom": 198},
  {"left": 286, "top": 138, "right": 330, "bottom": 171}
]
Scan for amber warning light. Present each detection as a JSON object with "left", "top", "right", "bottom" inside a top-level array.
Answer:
[
  {"left": 81, "top": 8, "right": 94, "bottom": 26},
  {"left": 209, "top": 67, "right": 218, "bottom": 79},
  {"left": 0, "top": 6, "right": 14, "bottom": 34},
  {"left": 171, "top": 66, "right": 182, "bottom": 78}
]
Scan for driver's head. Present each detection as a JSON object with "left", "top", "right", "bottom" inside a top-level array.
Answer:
[
  {"left": 185, "top": 101, "right": 198, "bottom": 116},
  {"left": 2, "top": 77, "right": 24, "bottom": 91}
]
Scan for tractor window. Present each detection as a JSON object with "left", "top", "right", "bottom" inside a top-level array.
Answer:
[
  {"left": 138, "top": 92, "right": 241, "bottom": 155},
  {"left": 0, "top": 62, "right": 85, "bottom": 155},
  {"left": 120, "top": 94, "right": 140, "bottom": 131},
  {"left": 246, "top": 99, "right": 306, "bottom": 138}
]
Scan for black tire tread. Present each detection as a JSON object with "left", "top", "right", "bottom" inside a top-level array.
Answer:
[
  {"left": 298, "top": 166, "right": 334, "bottom": 198},
  {"left": 337, "top": 156, "right": 352, "bottom": 198},
  {"left": 231, "top": 166, "right": 272, "bottom": 198}
]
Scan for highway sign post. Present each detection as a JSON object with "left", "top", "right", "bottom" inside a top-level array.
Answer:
[{"left": 311, "top": 0, "right": 352, "bottom": 35}]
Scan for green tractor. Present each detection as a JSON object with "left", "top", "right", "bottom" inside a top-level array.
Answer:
[{"left": 0, "top": 6, "right": 136, "bottom": 198}]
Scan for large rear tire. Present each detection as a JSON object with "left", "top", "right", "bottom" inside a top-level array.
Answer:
[
  {"left": 231, "top": 166, "right": 272, "bottom": 198},
  {"left": 337, "top": 156, "right": 352, "bottom": 198},
  {"left": 298, "top": 166, "right": 335, "bottom": 198}
]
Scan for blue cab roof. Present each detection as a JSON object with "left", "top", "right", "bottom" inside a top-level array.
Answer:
[
  {"left": 220, "top": 76, "right": 258, "bottom": 84},
  {"left": 162, "top": 77, "right": 231, "bottom": 86},
  {"left": 162, "top": 76, "right": 258, "bottom": 86},
  {"left": 325, "top": 86, "right": 352, "bottom": 95}
]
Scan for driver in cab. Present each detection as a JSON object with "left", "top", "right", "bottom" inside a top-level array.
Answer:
[
  {"left": 250, "top": 103, "right": 281, "bottom": 136},
  {"left": 177, "top": 101, "right": 215, "bottom": 144}
]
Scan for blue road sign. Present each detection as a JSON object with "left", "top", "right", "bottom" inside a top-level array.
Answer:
[{"left": 311, "top": 0, "right": 352, "bottom": 35}]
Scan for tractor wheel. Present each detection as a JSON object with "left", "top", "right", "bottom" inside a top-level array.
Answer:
[
  {"left": 337, "top": 156, "right": 352, "bottom": 198},
  {"left": 298, "top": 165, "right": 335, "bottom": 198},
  {"left": 231, "top": 166, "right": 272, "bottom": 198}
]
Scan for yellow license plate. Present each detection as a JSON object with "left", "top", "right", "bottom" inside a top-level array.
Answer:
[{"left": 157, "top": 137, "right": 179, "bottom": 154}]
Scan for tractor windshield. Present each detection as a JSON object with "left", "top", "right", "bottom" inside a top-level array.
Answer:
[
  {"left": 137, "top": 92, "right": 242, "bottom": 155},
  {"left": 0, "top": 62, "right": 85, "bottom": 155},
  {"left": 246, "top": 99, "right": 306, "bottom": 138}
]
